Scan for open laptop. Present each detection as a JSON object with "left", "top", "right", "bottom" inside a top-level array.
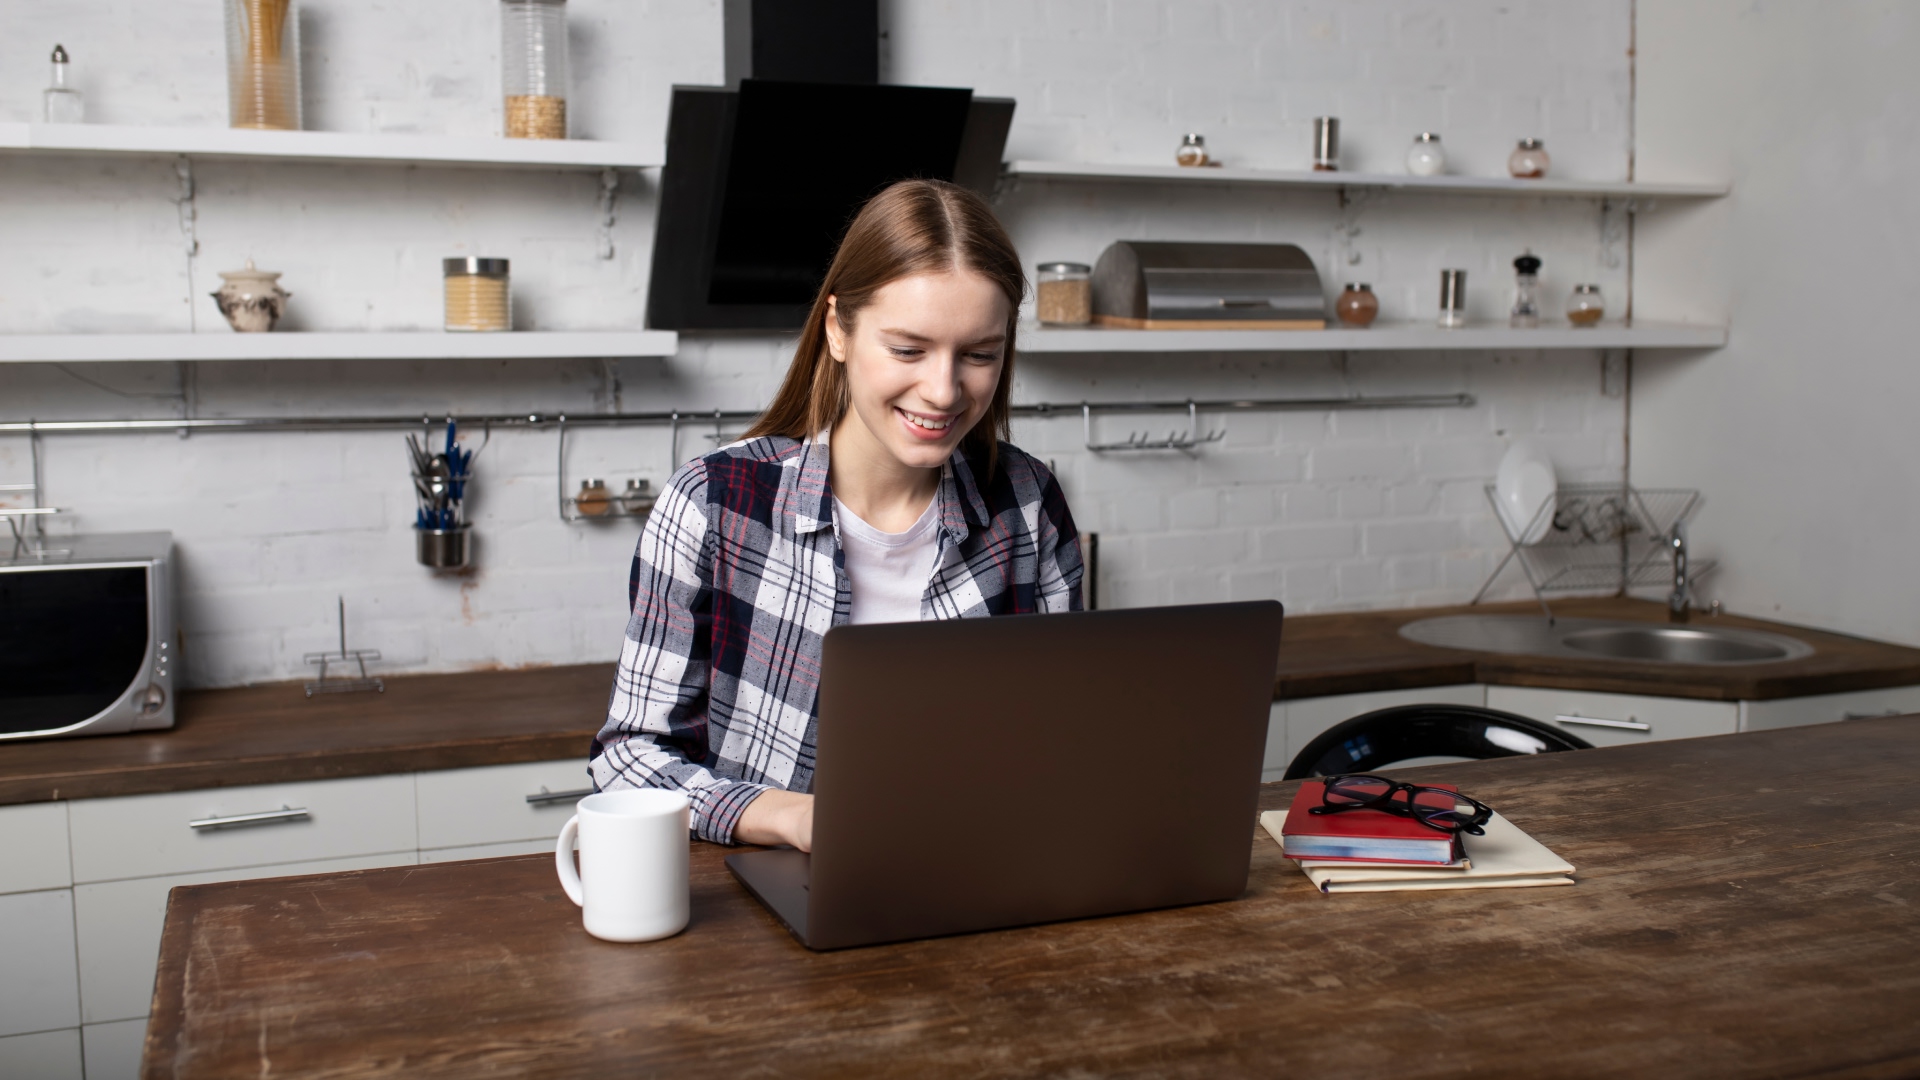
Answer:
[{"left": 725, "top": 600, "right": 1284, "bottom": 950}]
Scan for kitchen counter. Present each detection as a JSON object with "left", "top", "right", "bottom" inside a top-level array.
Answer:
[{"left": 5, "top": 599, "right": 1918, "bottom": 806}]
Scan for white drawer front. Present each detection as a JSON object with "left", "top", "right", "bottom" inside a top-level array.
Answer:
[
  {"left": 0, "top": 801, "right": 72, "bottom": 894},
  {"left": 1742, "top": 684, "right": 1920, "bottom": 732},
  {"left": 416, "top": 758, "right": 592, "bottom": 850},
  {"left": 0, "top": 1028, "right": 83, "bottom": 1080},
  {"left": 1276, "top": 684, "right": 1487, "bottom": 780},
  {"left": 0, "top": 889, "right": 80, "bottom": 1036},
  {"left": 73, "top": 851, "right": 418, "bottom": 1025},
  {"left": 420, "top": 838, "right": 557, "bottom": 863},
  {"left": 68, "top": 774, "right": 417, "bottom": 885},
  {"left": 1487, "top": 686, "right": 1738, "bottom": 747}
]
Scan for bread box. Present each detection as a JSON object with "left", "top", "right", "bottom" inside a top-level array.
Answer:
[{"left": 1090, "top": 241, "right": 1325, "bottom": 329}]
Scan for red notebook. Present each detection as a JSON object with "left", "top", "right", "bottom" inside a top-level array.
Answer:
[{"left": 1279, "top": 781, "right": 1462, "bottom": 865}]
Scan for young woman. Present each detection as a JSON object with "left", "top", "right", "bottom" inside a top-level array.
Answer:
[{"left": 590, "top": 179, "right": 1083, "bottom": 852}]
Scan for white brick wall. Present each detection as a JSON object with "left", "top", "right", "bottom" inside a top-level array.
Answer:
[{"left": 3, "top": 0, "right": 1634, "bottom": 687}]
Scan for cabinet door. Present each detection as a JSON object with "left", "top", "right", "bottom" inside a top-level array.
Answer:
[
  {"left": 72, "top": 851, "right": 418, "bottom": 1026},
  {"left": 0, "top": 888, "right": 80, "bottom": 1037},
  {"left": 0, "top": 1028, "right": 83, "bottom": 1080},
  {"left": 416, "top": 758, "right": 591, "bottom": 852},
  {"left": 1275, "top": 685, "right": 1487, "bottom": 781},
  {"left": 0, "top": 801, "right": 72, "bottom": 895},
  {"left": 1742, "top": 685, "right": 1920, "bottom": 732},
  {"left": 1487, "top": 686, "right": 1738, "bottom": 747},
  {"left": 68, "top": 774, "right": 417, "bottom": 885}
]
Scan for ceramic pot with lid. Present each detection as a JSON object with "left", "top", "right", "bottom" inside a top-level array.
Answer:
[{"left": 211, "top": 259, "right": 292, "bottom": 332}]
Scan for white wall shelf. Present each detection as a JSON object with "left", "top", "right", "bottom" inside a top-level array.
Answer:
[
  {"left": 1005, "top": 160, "right": 1728, "bottom": 200},
  {"left": 0, "top": 123, "right": 661, "bottom": 170},
  {"left": 0, "top": 331, "right": 679, "bottom": 364},
  {"left": 1018, "top": 322, "right": 1726, "bottom": 354}
]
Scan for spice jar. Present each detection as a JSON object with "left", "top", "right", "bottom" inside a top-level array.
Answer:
[
  {"left": 1405, "top": 133, "right": 1445, "bottom": 176},
  {"left": 502, "top": 0, "right": 570, "bottom": 139},
  {"left": 444, "top": 258, "right": 511, "bottom": 332},
  {"left": 1035, "top": 262, "right": 1092, "bottom": 325},
  {"left": 1176, "top": 134, "right": 1209, "bottom": 167},
  {"left": 1566, "top": 284, "right": 1605, "bottom": 327},
  {"left": 1438, "top": 269, "right": 1467, "bottom": 329},
  {"left": 1508, "top": 138, "right": 1550, "bottom": 179},
  {"left": 576, "top": 479, "right": 613, "bottom": 517},
  {"left": 1313, "top": 117, "right": 1340, "bottom": 171},
  {"left": 1511, "top": 254, "right": 1542, "bottom": 329},
  {"left": 1335, "top": 283, "right": 1378, "bottom": 328},
  {"left": 43, "top": 45, "right": 84, "bottom": 123},
  {"left": 225, "top": 0, "right": 302, "bottom": 130}
]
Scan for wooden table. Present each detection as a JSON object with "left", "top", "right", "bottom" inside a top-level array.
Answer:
[{"left": 144, "top": 715, "right": 1920, "bottom": 1078}]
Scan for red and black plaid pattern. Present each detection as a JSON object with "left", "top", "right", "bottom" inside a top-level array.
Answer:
[{"left": 590, "top": 431, "right": 1083, "bottom": 842}]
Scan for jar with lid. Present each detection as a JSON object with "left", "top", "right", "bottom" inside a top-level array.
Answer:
[
  {"left": 1035, "top": 262, "right": 1092, "bottom": 325},
  {"left": 502, "top": 0, "right": 570, "bottom": 139},
  {"left": 1566, "top": 284, "right": 1605, "bottom": 327},
  {"left": 1176, "top": 134, "right": 1209, "bottom": 167},
  {"left": 225, "top": 0, "right": 302, "bottom": 130},
  {"left": 1405, "top": 133, "right": 1445, "bottom": 176},
  {"left": 43, "top": 45, "right": 84, "bottom": 123},
  {"left": 1335, "top": 283, "right": 1378, "bottom": 328},
  {"left": 1510, "top": 254, "right": 1542, "bottom": 328},
  {"left": 576, "top": 479, "right": 613, "bottom": 517},
  {"left": 1508, "top": 138, "right": 1550, "bottom": 179},
  {"left": 1438, "top": 269, "right": 1467, "bottom": 329},
  {"left": 444, "top": 258, "right": 511, "bottom": 332}
]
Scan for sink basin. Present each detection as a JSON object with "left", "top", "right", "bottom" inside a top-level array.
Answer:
[{"left": 1399, "top": 615, "right": 1815, "bottom": 666}]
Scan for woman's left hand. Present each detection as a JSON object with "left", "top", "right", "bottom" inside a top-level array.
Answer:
[{"left": 736, "top": 789, "right": 815, "bottom": 851}]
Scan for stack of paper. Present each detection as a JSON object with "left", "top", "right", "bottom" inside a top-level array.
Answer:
[{"left": 1259, "top": 809, "right": 1575, "bottom": 894}]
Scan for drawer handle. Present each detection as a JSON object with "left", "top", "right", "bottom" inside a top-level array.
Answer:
[
  {"left": 1844, "top": 710, "right": 1901, "bottom": 721},
  {"left": 1555, "top": 714, "right": 1652, "bottom": 732},
  {"left": 189, "top": 806, "right": 310, "bottom": 831},
  {"left": 526, "top": 786, "right": 595, "bottom": 806}
]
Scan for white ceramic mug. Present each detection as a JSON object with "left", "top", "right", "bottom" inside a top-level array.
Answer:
[{"left": 555, "top": 789, "right": 691, "bottom": 942}]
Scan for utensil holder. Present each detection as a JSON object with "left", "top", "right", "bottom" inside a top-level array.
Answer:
[{"left": 416, "top": 524, "right": 471, "bottom": 570}]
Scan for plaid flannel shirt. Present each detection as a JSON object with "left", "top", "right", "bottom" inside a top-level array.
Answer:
[{"left": 589, "top": 431, "right": 1083, "bottom": 843}]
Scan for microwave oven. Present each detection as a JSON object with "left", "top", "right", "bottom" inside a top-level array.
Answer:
[{"left": 1, "top": 531, "right": 175, "bottom": 741}]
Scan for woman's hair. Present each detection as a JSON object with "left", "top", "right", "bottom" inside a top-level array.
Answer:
[{"left": 742, "top": 179, "right": 1025, "bottom": 474}]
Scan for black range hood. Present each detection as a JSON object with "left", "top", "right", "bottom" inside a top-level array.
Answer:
[{"left": 647, "top": 0, "right": 1014, "bottom": 331}]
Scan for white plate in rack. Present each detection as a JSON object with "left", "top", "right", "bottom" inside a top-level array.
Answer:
[{"left": 1495, "top": 441, "right": 1557, "bottom": 545}]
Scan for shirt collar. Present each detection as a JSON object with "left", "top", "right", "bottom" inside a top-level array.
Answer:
[{"left": 787, "top": 427, "right": 986, "bottom": 544}]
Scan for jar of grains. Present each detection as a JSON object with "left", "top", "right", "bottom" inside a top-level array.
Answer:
[
  {"left": 444, "top": 258, "right": 511, "bottom": 332},
  {"left": 1035, "top": 263, "right": 1092, "bottom": 325},
  {"left": 502, "top": 0, "right": 569, "bottom": 139}
]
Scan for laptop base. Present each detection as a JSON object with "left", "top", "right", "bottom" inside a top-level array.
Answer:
[{"left": 726, "top": 849, "right": 813, "bottom": 945}]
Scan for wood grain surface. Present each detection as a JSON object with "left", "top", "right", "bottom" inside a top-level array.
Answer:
[{"left": 144, "top": 716, "right": 1920, "bottom": 1079}]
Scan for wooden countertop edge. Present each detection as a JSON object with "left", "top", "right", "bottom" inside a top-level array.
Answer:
[{"left": 1280, "top": 658, "right": 1920, "bottom": 702}]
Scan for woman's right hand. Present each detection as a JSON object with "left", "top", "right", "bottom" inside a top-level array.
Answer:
[{"left": 736, "top": 789, "right": 815, "bottom": 851}]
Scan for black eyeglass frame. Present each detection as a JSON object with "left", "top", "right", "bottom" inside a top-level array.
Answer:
[{"left": 1307, "top": 773, "right": 1494, "bottom": 836}]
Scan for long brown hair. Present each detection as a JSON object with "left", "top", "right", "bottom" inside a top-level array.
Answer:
[{"left": 741, "top": 179, "right": 1026, "bottom": 475}]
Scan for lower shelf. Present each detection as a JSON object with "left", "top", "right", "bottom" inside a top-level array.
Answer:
[
  {"left": 0, "top": 330, "right": 679, "bottom": 364},
  {"left": 1018, "top": 321, "right": 1726, "bottom": 354}
]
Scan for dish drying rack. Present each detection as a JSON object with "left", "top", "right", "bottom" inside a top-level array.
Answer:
[{"left": 1472, "top": 483, "right": 1713, "bottom": 622}]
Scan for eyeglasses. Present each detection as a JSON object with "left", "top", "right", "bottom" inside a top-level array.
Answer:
[{"left": 1308, "top": 774, "right": 1493, "bottom": 836}]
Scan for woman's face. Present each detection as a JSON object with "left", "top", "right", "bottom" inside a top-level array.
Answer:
[{"left": 827, "top": 269, "right": 1010, "bottom": 472}]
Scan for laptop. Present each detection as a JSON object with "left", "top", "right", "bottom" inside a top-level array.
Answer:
[{"left": 725, "top": 600, "right": 1284, "bottom": 950}]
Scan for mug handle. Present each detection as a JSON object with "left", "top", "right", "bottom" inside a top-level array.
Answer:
[{"left": 555, "top": 814, "right": 584, "bottom": 907}]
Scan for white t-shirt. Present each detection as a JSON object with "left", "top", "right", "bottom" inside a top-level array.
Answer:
[{"left": 833, "top": 495, "right": 941, "bottom": 625}]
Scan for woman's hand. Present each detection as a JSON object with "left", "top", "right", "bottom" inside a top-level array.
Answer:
[{"left": 735, "top": 789, "right": 815, "bottom": 852}]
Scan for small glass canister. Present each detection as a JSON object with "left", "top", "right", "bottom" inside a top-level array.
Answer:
[
  {"left": 1567, "top": 284, "right": 1605, "bottom": 327},
  {"left": 1406, "top": 132, "right": 1445, "bottom": 176},
  {"left": 225, "top": 0, "right": 302, "bottom": 130},
  {"left": 1335, "top": 283, "right": 1378, "bottom": 328},
  {"left": 1036, "top": 262, "right": 1092, "bottom": 325},
  {"left": 1176, "top": 133, "right": 1209, "bottom": 167},
  {"left": 1509, "top": 137, "right": 1550, "bottom": 179},
  {"left": 444, "top": 258, "right": 511, "bottom": 332},
  {"left": 1438, "top": 269, "right": 1467, "bottom": 329},
  {"left": 502, "top": 0, "right": 570, "bottom": 139},
  {"left": 1313, "top": 117, "right": 1340, "bottom": 171}
]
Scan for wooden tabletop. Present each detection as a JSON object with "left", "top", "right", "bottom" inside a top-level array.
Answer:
[{"left": 144, "top": 715, "right": 1920, "bottom": 1079}]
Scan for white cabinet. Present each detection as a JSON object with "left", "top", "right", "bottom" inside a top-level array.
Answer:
[
  {"left": 1270, "top": 685, "right": 1487, "bottom": 781},
  {"left": 0, "top": 1028, "right": 84, "bottom": 1080},
  {"left": 81, "top": 1019, "right": 147, "bottom": 1080},
  {"left": 416, "top": 759, "right": 591, "bottom": 857},
  {"left": 1741, "top": 685, "right": 1920, "bottom": 732},
  {"left": 1487, "top": 685, "right": 1740, "bottom": 747},
  {"left": 0, "top": 800, "right": 73, "bottom": 894},
  {"left": 0, "top": 889, "right": 81, "bottom": 1037}
]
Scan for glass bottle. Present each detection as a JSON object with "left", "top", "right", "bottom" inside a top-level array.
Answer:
[
  {"left": 1508, "top": 138, "right": 1550, "bottom": 179},
  {"left": 1035, "top": 262, "right": 1092, "bottom": 325},
  {"left": 503, "top": 0, "right": 571, "bottom": 139},
  {"left": 225, "top": 0, "right": 303, "bottom": 130},
  {"left": 1567, "top": 284, "right": 1605, "bottom": 327},
  {"left": 1313, "top": 117, "right": 1339, "bottom": 171},
  {"left": 1405, "top": 133, "right": 1445, "bottom": 176},
  {"left": 1438, "top": 269, "right": 1467, "bottom": 329},
  {"left": 1176, "top": 133, "right": 1208, "bottom": 167},
  {"left": 1335, "top": 283, "right": 1378, "bottom": 328},
  {"left": 43, "top": 45, "right": 85, "bottom": 123},
  {"left": 1511, "top": 254, "right": 1542, "bottom": 328}
]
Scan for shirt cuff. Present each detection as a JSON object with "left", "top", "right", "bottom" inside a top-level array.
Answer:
[{"left": 694, "top": 780, "right": 771, "bottom": 845}]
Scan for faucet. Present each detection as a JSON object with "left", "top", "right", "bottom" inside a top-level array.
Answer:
[{"left": 1669, "top": 521, "right": 1690, "bottom": 623}]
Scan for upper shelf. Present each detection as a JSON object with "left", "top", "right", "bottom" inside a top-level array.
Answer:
[
  {"left": 1018, "top": 322, "right": 1727, "bottom": 354},
  {"left": 1004, "top": 160, "right": 1729, "bottom": 200},
  {"left": 0, "top": 122, "right": 662, "bottom": 170},
  {"left": 0, "top": 331, "right": 679, "bottom": 364}
]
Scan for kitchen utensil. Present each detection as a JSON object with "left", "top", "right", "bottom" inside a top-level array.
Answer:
[
  {"left": 1511, "top": 254, "right": 1542, "bottom": 329},
  {"left": 1495, "top": 440, "right": 1557, "bottom": 545},
  {"left": 556, "top": 789, "right": 691, "bottom": 942}
]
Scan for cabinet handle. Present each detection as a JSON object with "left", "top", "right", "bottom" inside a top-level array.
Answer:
[
  {"left": 1555, "top": 714, "right": 1652, "bottom": 732},
  {"left": 525, "top": 787, "right": 595, "bottom": 806},
  {"left": 1843, "top": 710, "right": 1900, "bottom": 721},
  {"left": 189, "top": 806, "right": 310, "bottom": 831}
]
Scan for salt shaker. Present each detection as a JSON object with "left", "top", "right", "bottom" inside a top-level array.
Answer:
[
  {"left": 1405, "top": 133, "right": 1445, "bottom": 176},
  {"left": 43, "top": 45, "right": 85, "bottom": 123},
  {"left": 1508, "top": 138, "right": 1550, "bottom": 179}
]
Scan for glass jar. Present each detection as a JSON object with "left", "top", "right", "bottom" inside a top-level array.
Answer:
[
  {"left": 1567, "top": 284, "right": 1605, "bottom": 327},
  {"left": 1405, "top": 133, "right": 1445, "bottom": 177},
  {"left": 1313, "top": 117, "right": 1340, "bottom": 171},
  {"left": 43, "top": 45, "right": 84, "bottom": 123},
  {"left": 502, "top": 0, "right": 570, "bottom": 139},
  {"left": 225, "top": 0, "right": 302, "bottom": 130},
  {"left": 1035, "top": 262, "right": 1092, "bottom": 325},
  {"left": 1438, "top": 269, "right": 1467, "bottom": 329},
  {"left": 1508, "top": 138, "right": 1550, "bottom": 179},
  {"left": 1335, "top": 283, "right": 1378, "bottom": 328},
  {"left": 444, "top": 258, "right": 511, "bottom": 332},
  {"left": 1511, "top": 254, "right": 1542, "bottom": 329},
  {"left": 576, "top": 479, "right": 612, "bottom": 517},
  {"left": 1176, "top": 133, "right": 1208, "bottom": 167}
]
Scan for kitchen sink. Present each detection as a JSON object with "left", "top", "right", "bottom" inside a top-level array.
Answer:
[{"left": 1399, "top": 615, "right": 1815, "bottom": 666}]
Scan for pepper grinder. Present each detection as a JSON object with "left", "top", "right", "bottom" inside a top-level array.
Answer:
[{"left": 1511, "top": 254, "right": 1543, "bottom": 329}]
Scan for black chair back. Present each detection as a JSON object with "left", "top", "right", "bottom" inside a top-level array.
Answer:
[{"left": 1283, "top": 703, "right": 1593, "bottom": 780}]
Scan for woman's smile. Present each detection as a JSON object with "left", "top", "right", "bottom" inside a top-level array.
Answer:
[{"left": 896, "top": 406, "right": 959, "bottom": 439}]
